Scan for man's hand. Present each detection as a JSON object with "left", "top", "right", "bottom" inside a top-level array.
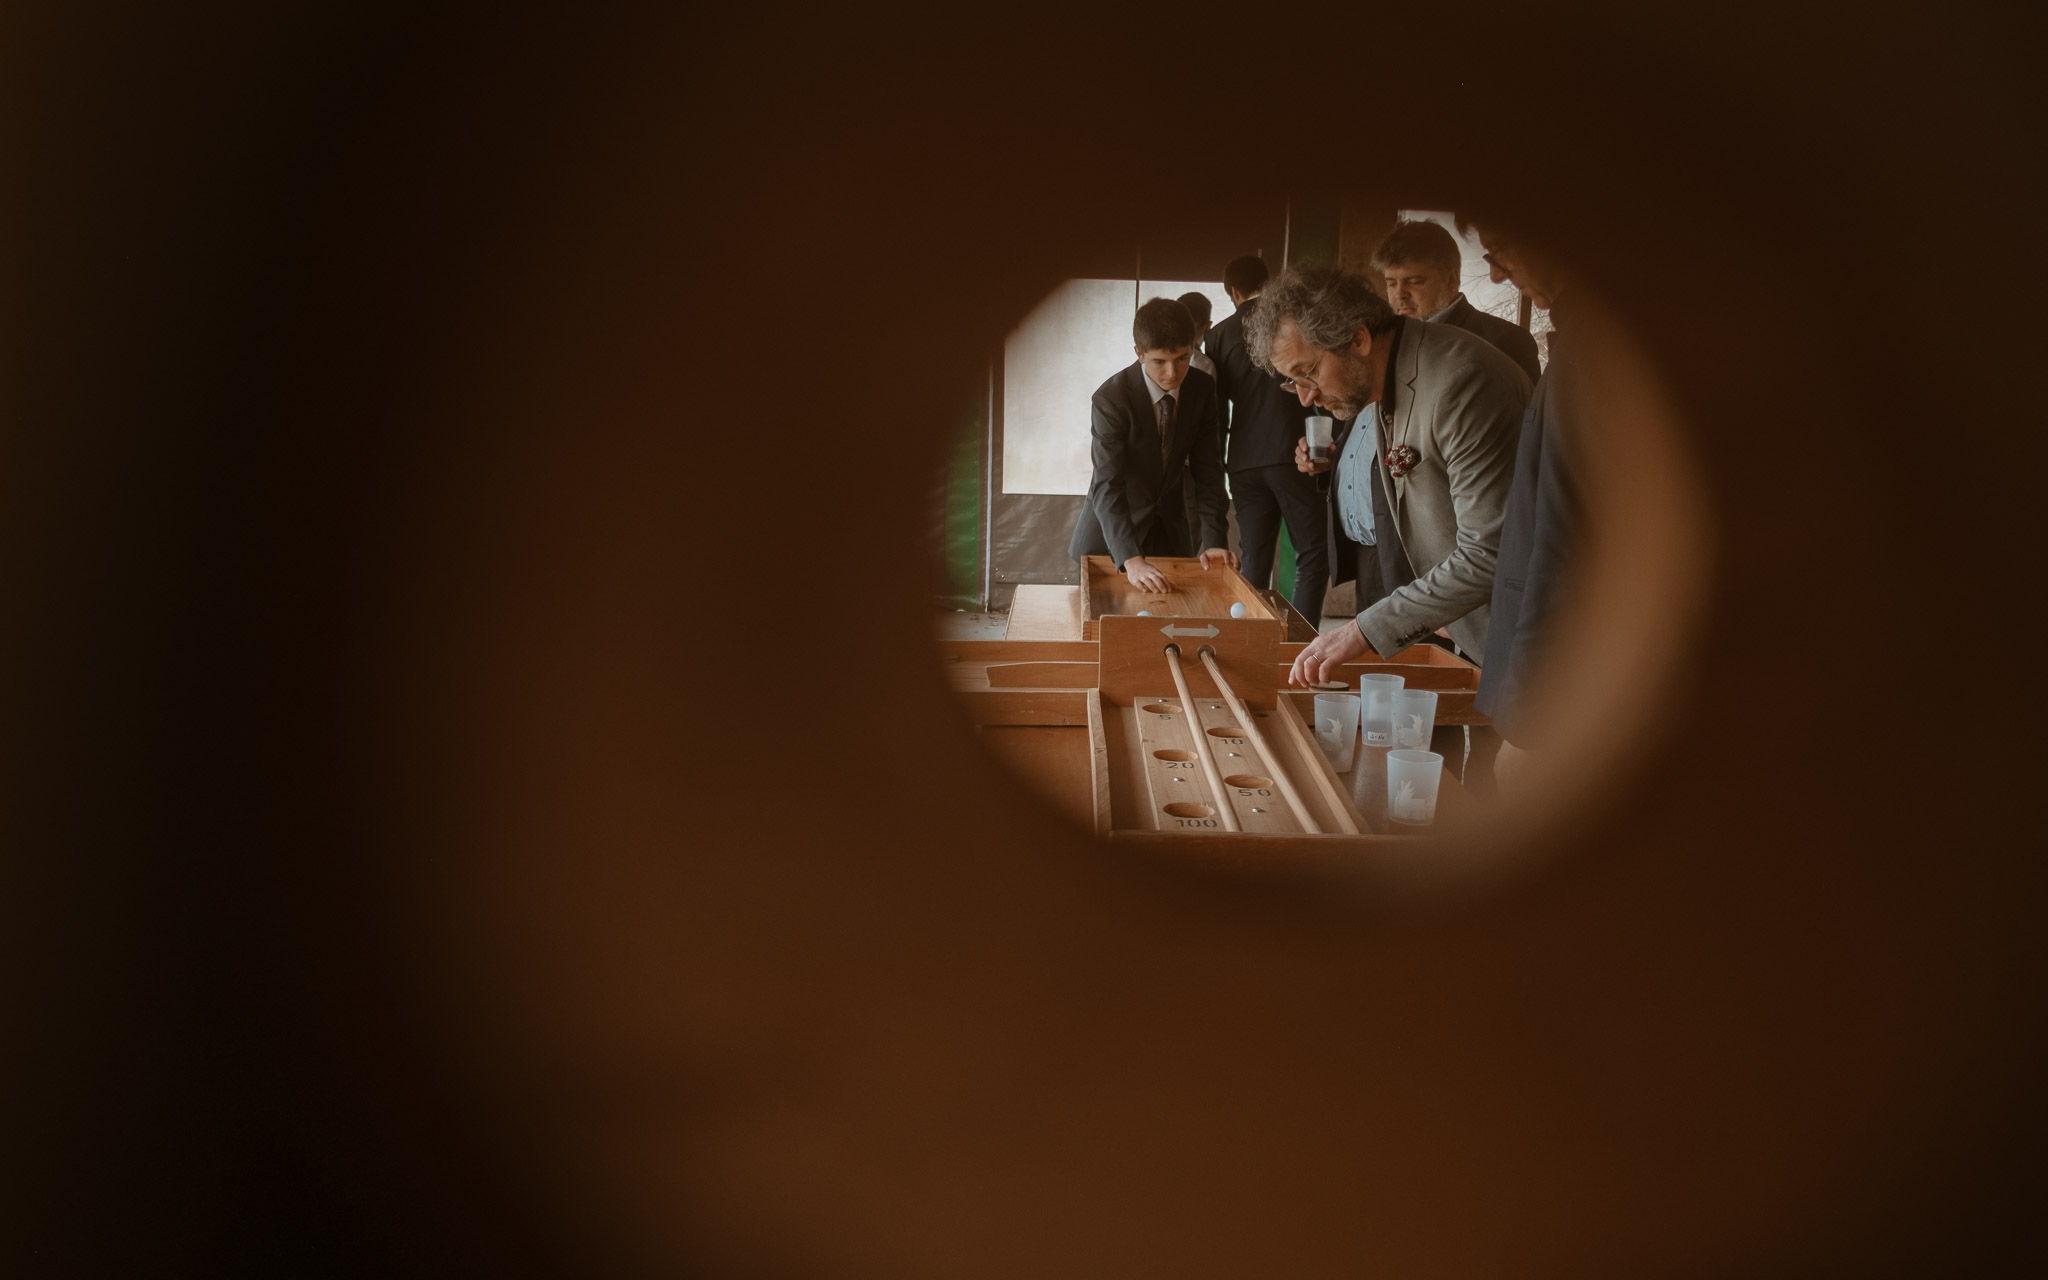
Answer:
[
  {"left": 1124, "top": 556, "right": 1173, "bottom": 594},
  {"left": 1294, "top": 436, "right": 1332, "bottom": 475},
  {"left": 1198, "top": 546, "right": 1239, "bottom": 571},
  {"left": 1288, "top": 621, "right": 1372, "bottom": 686}
]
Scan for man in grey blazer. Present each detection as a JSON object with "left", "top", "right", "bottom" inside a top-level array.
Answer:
[{"left": 1244, "top": 262, "right": 1530, "bottom": 686}]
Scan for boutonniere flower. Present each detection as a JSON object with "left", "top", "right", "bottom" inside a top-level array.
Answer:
[{"left": 1384, "top": 442, "right": 1420, "bottom": 479}]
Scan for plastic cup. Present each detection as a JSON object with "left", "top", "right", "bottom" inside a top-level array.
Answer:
[
  {"left": 1391, "top": 688, "right": 1438, "bottom": 751},
  {"left": 1386, "top": 749, "right": 1443, "bottom": 827},
  {"left": 1359, "top": 673, "right": 1404, "bottom": 747},
  {"left": 1313, "top": 692, "right": 1360, "bottom": 772},
  {"left": 1305, "top": 414, "right": 1334, "bottom": 463}
]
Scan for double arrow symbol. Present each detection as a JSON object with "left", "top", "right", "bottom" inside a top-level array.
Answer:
[{"left": 1160, "top": 623, "right": 1219, "bottom": 639}]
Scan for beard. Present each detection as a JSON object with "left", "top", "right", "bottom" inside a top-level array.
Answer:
[{"left": 1316, "top": 349, "right": 1380, "bottom": 421}]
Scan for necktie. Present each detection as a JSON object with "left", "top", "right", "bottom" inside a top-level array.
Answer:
[{"left": 1157, "top": 393, "right": 1175, "bottom": 464}]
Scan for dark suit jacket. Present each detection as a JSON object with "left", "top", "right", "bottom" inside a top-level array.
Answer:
[
  {"left": 1205, "top": 297, "right": 1311, "bottom": 472},
  {"left": 1069, "top": 363, "right": 1230, "bottom": 565},
  {"left": 1474, "top": 331, "right": 1578, "bottom": 745},
  {"left": 1440, "top": 294, "right": 1543, "bottom": 386}
]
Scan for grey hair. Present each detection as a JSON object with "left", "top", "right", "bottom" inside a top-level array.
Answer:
[{"left": 1243, "top": 261, "right": 1397, "bottom": 372}]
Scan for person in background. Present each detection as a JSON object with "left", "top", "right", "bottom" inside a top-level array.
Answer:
[
  {"left": 1464, "top": 219, "right": 1579, "bottom": 791},
  {"left": 1206, "top": 255, "right": 1328, "bottom": 624},
  {"left": 1372, "top": 218, "right": 1542, "bottom": 386},
  {"left": 1247, "top": 263, "right": 1527, "bottom": 704},
  {"left": 1177, "top": 291, "right": 1217, "bottom": 379},
  {"left": 1177, "top": 290, "right": 1221, "bottom": 552},
  {"left": 1068, "top": 297, "right": 1236, "bottom": 593}
]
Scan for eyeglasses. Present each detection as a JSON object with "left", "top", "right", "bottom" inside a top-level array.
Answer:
[{"left": 1278, "top": 348, "right": 1332, "bottom": 395}]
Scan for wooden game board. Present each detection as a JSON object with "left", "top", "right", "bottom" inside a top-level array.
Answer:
[
  {"left": 1076, "top": 555, "right": 1275, "bottom": 639},
  {"left": 946, "top": 611, "right": 1476, "bottom": 849}
]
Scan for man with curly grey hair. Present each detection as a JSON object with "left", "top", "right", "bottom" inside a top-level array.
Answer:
[{"left": 1245, "top": 261, "right": 1530, "bottom": 688}]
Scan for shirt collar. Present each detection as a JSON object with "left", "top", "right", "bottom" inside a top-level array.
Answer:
[
  {"left": 1425, "top": 292, "right": 1465, "bottom": 324},
  {"left": 1141, "top": 365, "right": 1178, "bottom": 404}
]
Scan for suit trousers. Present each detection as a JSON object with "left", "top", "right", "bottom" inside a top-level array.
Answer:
[
  {"left": 1231, "top": 463, "right": 1331, "bottom": 624},
  {"left": 1351, "top": 537, "right": 1387, "bottom": 616}
]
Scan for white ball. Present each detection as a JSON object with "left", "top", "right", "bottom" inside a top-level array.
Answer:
[
  {"left": 1137, "top": 610, "right": 1151, "bottom": 616},
  {"left": 1229, "top": 602, "right": 1247, "bottom": 618}
]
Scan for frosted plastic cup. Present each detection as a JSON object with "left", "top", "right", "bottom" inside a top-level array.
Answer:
[
  {"left": 1305, "top": 414, "right": 1335, "bottom": 463},
  {"left": 1391, "top": 688, "right": 1439, "bottom": 751},
  {"left": 1313, "top": 692, "right": 1360, "bottom": 772},
  {"left": 1386, "top": 749, "right": 1443, "bottom": 827},
  {"left": 1359, "top": 673, "right": 1404, "bottom": 747}
]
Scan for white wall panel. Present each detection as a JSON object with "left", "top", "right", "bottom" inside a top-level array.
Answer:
[
  {"left": 1000, "top": 279, "right": 1133, "bottom": 497},
  {"left": 1001, "top": 278, "right": 1229, "bottom": 497}
]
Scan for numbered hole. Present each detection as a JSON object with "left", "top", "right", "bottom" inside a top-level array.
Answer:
[
  {"left": 1141, "top": 703, "right": 1181, "bottom": 716},
  {"left": 1152, "top": 749, "right": 1196, "bottom": 763},
  {"left": 1206, "top": 727, "right": 1246, "bottom": 742},
  {"left": 1162, "top": 802, "right": 1215, "bottom": 819},
  {"left": 1223, "top": 774, "right": 1273, "bottom": 790}
]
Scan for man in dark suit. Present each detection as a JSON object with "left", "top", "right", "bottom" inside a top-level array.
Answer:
[
  {"left": 1372, "top": 219, "right": 1543, "bottom": 386},
  {"left": 1069, "top": 297, "right": 1235, "bottom": 593},
  {"left": 1469, "top": 225, "right": 1579, "bottom": 790},
  {"left": 1205, "top": 255, "right": 1328, "bottom": 621}
]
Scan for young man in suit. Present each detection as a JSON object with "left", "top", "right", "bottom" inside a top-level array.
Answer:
[
  {"left": 1467, "top": 222, "right": 1579, "bottom": 792},
  {"left": 1068, "top": 297, "right": 1236, "bottom": 594},
  {"left": 1372, "top": 219, "right": 1544, "bottom": 386},
  {"left": 1205, "top": 255, "right": 1329, "bottom": 623},
  {"left": 1245, "top": 262, "right": 1530, "bottom": 688}
]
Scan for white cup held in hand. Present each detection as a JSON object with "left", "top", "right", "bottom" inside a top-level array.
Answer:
[{"left": 1305, "top": 415, "right": 1335, "bottom": 463}]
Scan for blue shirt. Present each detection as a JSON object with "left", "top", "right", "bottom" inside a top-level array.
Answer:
[{"left": 1334, "top": 411, "right": 1378, "bottom": 545}]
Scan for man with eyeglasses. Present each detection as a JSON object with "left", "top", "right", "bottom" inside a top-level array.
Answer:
[{"left": 1244, "top": 262, "right": 1530, "bottom": 697}]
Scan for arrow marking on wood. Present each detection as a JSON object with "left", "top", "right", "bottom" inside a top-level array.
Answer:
[{"left": 1160, "top": 623, "right": 1220, "bottom": 639}]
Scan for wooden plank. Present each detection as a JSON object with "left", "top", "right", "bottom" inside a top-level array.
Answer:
[
  {"left": 983, "top": 661, "right": 1099, "bottom": 689},
  {"left": 1005, "top": 584, "right": 1086, "bottom": 641},
  {"left": 951, "top": 689, "right": 1089, "bottom": 726},
  {"left": 1186, "top": 692, "right": 1306, "bottom": 834},
  {"left": 1133, "top": 694, "right": 1226, "bottom": 833},
  {"left": 1107, "top": 830, "right": 1390, "bottom": 859},
  {"left": 1271, "top": 663, "right": 1477, "bottom": 691},
  {"left": 1096, "top": 615, "right": 1283, "bottom": 709},
  {"left": 977, "top": 725, "right": 1097, "bottom": 831},
  {"left": 1280, "top": 640, "right": 1387, "bottom": 662},
  {"left": 1263, "top": 689, "right": 1364, "bottom": 834},
  {"left": 1277, "top": 641, "right": 1479, "bottom": 670},
  {"left": 937, "top": 639, "right": 1098, "bottom": 664},
  {"left": 1084, "top": 691, "right": 1113, "bottom": 837},
  {"left": 1110, "top": 706, "right": 1153, "bottom": 832}
]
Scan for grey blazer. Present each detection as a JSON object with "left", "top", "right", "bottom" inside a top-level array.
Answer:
[{"left": 1354, "top": 317, "right": 1532, "bottom": 659}]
